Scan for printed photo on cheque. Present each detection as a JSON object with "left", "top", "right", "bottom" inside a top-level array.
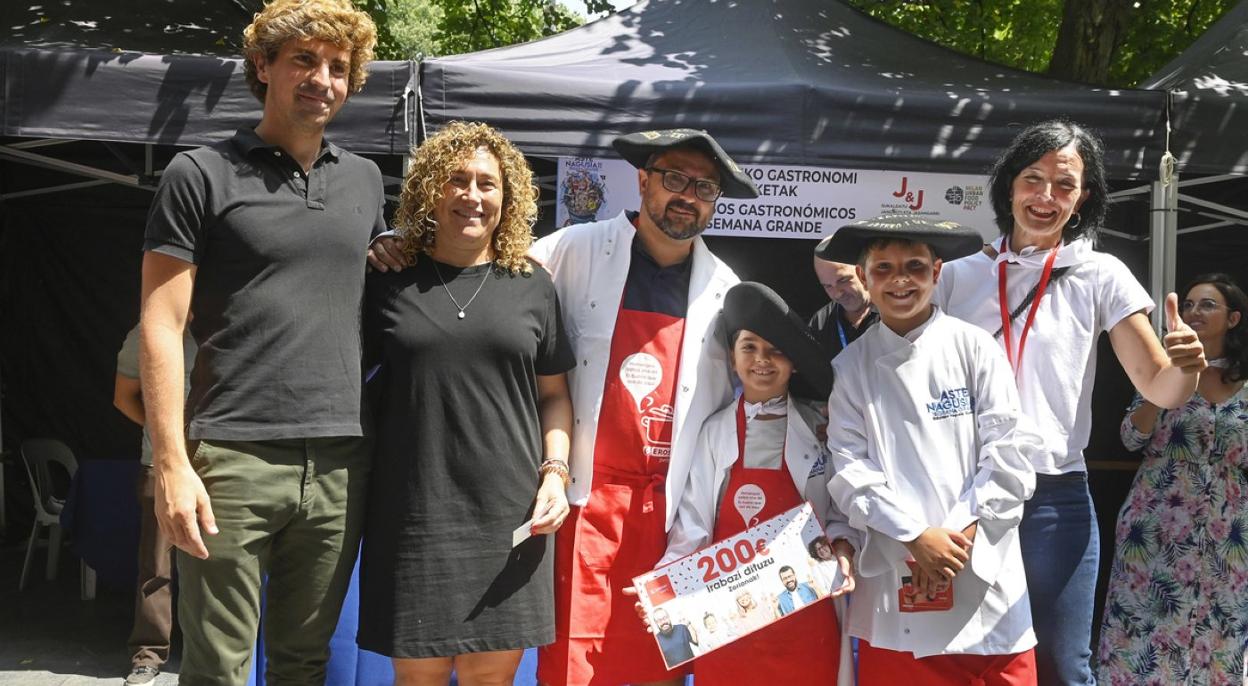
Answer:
[{"left": 632, "top": 502, "right": 841, "bottom": 669}]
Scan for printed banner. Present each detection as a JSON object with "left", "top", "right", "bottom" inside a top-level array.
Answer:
[
  {"left": 556, "top": 157, "right": 997, "bottom": 242},
  {"left": 631, "top": 502, "right": 843, "bottom": 669}
]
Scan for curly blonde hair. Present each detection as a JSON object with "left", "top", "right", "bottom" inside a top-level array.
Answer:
[
  {"left": 395, "top": 121, "right": 538, "bottom": 275},
  {"left": 242, "top": 0, "right": 377, "bottom": 103}
]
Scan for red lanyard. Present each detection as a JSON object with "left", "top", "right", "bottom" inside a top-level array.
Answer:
[{"left": 997, "top": 237, "right": 1059, "bottom": 377}]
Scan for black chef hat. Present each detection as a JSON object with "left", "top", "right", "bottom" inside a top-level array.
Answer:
[
  {"left": 815, "top": 214, "right": 984, "bottom": 264},
  {"left": 613, "top": 128, "right": 759, "bottom": 199},
  {"left": 719, "top": 282, "right": 833, "bottom": 401}
]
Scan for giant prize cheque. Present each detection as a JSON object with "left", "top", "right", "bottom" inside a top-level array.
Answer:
[{"left": 632, "top": 502, "right": 843, "bottom": 669}]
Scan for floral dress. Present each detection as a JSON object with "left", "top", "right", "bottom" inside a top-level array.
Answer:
[{"left": 1097, "top": 387, "right": 1248, "bottom": 686}]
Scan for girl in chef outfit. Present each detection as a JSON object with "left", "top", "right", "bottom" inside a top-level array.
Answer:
[{"left": 654, "top": 280, "right": 857, "bottom": 686}]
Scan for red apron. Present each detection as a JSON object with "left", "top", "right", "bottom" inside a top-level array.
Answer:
[
  {"left": 693, "top": 398, "right": 841, "bottom": 686},
  {"left": 539, "top": 304, "right": 687, "bottom": 686},
  {"left": 858, "top": 640, "right": 1038, "bottom": 686}
]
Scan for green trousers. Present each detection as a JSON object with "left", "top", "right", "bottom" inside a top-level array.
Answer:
[{"left": 176, "top": 436, "right": 371, "bottom": 686}]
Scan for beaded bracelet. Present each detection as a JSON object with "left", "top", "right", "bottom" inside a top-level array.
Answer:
[{"left": 539, "top": 459, "right": 570, "bottom": 489}]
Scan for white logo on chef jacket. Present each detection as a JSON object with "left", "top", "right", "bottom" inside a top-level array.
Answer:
[
  {"left": 734, "top": 484, "right": 766, "bottom": 528},
  {"left": 620, "top": 353, "right": 673, "bottom": 459},
  {"left": 926, "top": 387, "right": 974, "bottom": 420}
]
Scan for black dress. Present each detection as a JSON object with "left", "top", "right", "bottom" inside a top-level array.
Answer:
[{"left": 358, "top": 256, "right": 575, "bottom": 658}]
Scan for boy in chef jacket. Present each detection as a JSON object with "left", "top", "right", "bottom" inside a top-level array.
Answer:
[
  {"left": 820, "top": 215, "right": 1043, "bottom": 684},
  {"left": 655, "top": 281, "right": 858, "bottom": 686}
]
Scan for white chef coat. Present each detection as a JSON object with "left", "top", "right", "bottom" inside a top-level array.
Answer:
[
  {"left": 934, "top": 238, "right": 1153, "bottom": 475},
  {"left": 661, "top": 396, "right": 859, "bottom": 564},
  {"left": 530, "top": 211, "right": 738, "bottom": 529},
  {"left": 826, "top": 308, "right": 1042, "bottom": 657}
]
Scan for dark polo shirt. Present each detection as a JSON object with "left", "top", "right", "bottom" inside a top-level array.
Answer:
[
  {"left": 144, "top": 128, "right": 386, "bottom": 441},
  {"left": 808, "top": 301, "right": 879, "bottom": 360}
]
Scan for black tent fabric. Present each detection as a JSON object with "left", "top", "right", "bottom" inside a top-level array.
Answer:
[
  {"left": 1138, "top": 0, "right": 1248, "bottom": 291},
  {"left": 421, "top": 0, "right": 1167, "bottom": 178},
  {"left": 0, "top": 0, "right": 416, "bottom": 154},
  {"left": 1143, "top": 0, "right": 1248, "bottom": 175},
  {"left": 0, "top": 48, "right": 415, "bottom": 155}
]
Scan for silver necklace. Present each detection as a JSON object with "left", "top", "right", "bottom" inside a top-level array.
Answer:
[{"left": 432, "top": 261, "right": 491, "bottom": 320}]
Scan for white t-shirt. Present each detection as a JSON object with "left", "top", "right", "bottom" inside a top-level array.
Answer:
[{"left": 934, "top": 238, "right": 1153, "bottom": 474}]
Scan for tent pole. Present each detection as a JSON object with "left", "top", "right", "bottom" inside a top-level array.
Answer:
[
  {"left": 1177, "top": 193, "right": 1248, "bottom": 222},
  {"left": 1149, "top": 175, "right": 1179, "bottom": 335},
  {"left": 1165, "top": 172, "right": 1178, "bottom": 303},
  {"left": 0, "top": 145, "right": 148, "bottom": 189},
  {"left": 1, "top": 179, "right": 111, "bottom": 201},
  {"left": 1149, "top": 92, "right": 1178, "bottom": 336}
]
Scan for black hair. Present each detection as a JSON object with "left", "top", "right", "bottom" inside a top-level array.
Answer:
[
  {"left": 988, "top": 120, "right": 1108, "bottom": 244},
  {"left": 779, "top": 565, "right": 795, "bottom": 575},
  {"left": 1182, "top": 273, "right": 1248, "bottom": 384},
  {"left": 807, "top": 535, "right": 833, "bottom": 560}
]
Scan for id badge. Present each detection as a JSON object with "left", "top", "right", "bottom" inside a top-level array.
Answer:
[{"left": 897, "top": 560, "right": 954, "bottom": 612}]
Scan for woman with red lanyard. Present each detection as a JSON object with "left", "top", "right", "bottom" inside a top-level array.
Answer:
[
  {"left": 647, "top": 281, "right": 857, "bottom": 686},
  {"left": 934, "top": 120, "right": 1206, "bottom": 686}
]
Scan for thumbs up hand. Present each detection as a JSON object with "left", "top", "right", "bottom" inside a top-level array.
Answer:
[{"left": 1162, "top": 292, "right": 1207, "bottom": 374}]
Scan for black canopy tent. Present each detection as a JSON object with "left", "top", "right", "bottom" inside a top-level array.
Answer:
[
  {"left": 420, "top": 0, "right": 1168, "bottom": 177},
  {"left": 417, "top": 0, "right": 1182, "bottom": 342},
  {"left": 1133, "top": 0, "right": 1248, "bottom": 298},
  {"left": 0, "top": 0, "right": 416, "bottom": 178},
  {"left": 1146, "top": 0, "right": 1248, "bottom": 176},
  {"left": 0, "top": 1, "right": 415, "bottom": 492}
]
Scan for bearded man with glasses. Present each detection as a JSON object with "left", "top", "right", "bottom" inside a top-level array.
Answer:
[{"left": 529, "top": 129, "right": 759, "bottom": 686}]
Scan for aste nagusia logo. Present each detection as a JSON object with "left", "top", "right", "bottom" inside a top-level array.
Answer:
[{"left": 926, "top": 387, "right": 974, "bottom": 420}]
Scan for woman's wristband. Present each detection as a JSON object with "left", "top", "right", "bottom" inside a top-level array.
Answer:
[{"left": 539, "top": 458, "right": 570, "bottom": 490}]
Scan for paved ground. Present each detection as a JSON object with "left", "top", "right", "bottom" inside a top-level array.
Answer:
[{"left": 0, "top": 536, "right": 180, "bottom": 685}]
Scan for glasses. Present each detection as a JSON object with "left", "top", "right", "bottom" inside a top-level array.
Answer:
[
  {"left": 1179, "top": 298, "right": 1228, "bottom": 315},
  {"left": 646, "top": 167, "right": 723, "bottom": 202}
]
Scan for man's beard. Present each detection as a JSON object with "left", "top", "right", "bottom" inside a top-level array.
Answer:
[{"left": 647, "top": 199, "right": 710, "bottom": 241}]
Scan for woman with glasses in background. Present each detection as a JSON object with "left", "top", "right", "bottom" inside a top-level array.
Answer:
[{"left": 1097, "top": 273, "right": 1248, "bottom": 686}]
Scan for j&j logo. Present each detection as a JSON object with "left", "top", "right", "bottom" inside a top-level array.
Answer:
[{"left": 926, "top": 387, "right": 973, "bottom": 420}]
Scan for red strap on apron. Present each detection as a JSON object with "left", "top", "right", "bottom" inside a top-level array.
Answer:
[{"left": 696, "top": 397, "right": 840, "bottom": 685}]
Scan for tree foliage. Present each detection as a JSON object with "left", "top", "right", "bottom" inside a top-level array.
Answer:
[
  {"left": 844, "top": 0, "right": 1236, "bottom": 87},
  {"left": 361, "top": 0, "right": 618, "bottom": 59},
  {"left": 356, "top": 0, "right": 441, "bottom": 60}
]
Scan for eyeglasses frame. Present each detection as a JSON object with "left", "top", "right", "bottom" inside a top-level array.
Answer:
[
  {"left": 1179, "top": 298, "right": 1230, "bottom": 315},
  {"left": 645, "top": 166, "right": 723, "bottom": 202}
]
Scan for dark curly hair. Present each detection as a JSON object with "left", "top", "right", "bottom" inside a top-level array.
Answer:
[
  {"left": 988, "top": 120, "right": 1108, "bottom": 245},
  {"left": 1182, "top": 273, "right": 1247, "bottom": 384}
]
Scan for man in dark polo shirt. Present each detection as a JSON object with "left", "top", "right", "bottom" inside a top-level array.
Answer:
[
  {"left": 138, "top": 1, "right": 382, "bottom": 683},
  {"left": 807, "top": 248, "right": 878, "bottom": 359},
  {"left": 653, "top": 608, "right": 698, "bottom": 668}
]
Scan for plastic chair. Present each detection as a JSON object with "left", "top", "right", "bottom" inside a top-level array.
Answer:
[{"left": 19, "top": 438, "right": 95, "bottom": 599}]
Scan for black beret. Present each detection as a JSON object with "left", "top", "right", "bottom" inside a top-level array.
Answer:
[
  {"left": 720, "top": 282, "right": 833, "bottom": 401},
  {"left": 815, "top": 214, "right": 985, "bottom": 264},
  {"left": 612, "top": 128, "right": 759, "bottom": 199}
]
